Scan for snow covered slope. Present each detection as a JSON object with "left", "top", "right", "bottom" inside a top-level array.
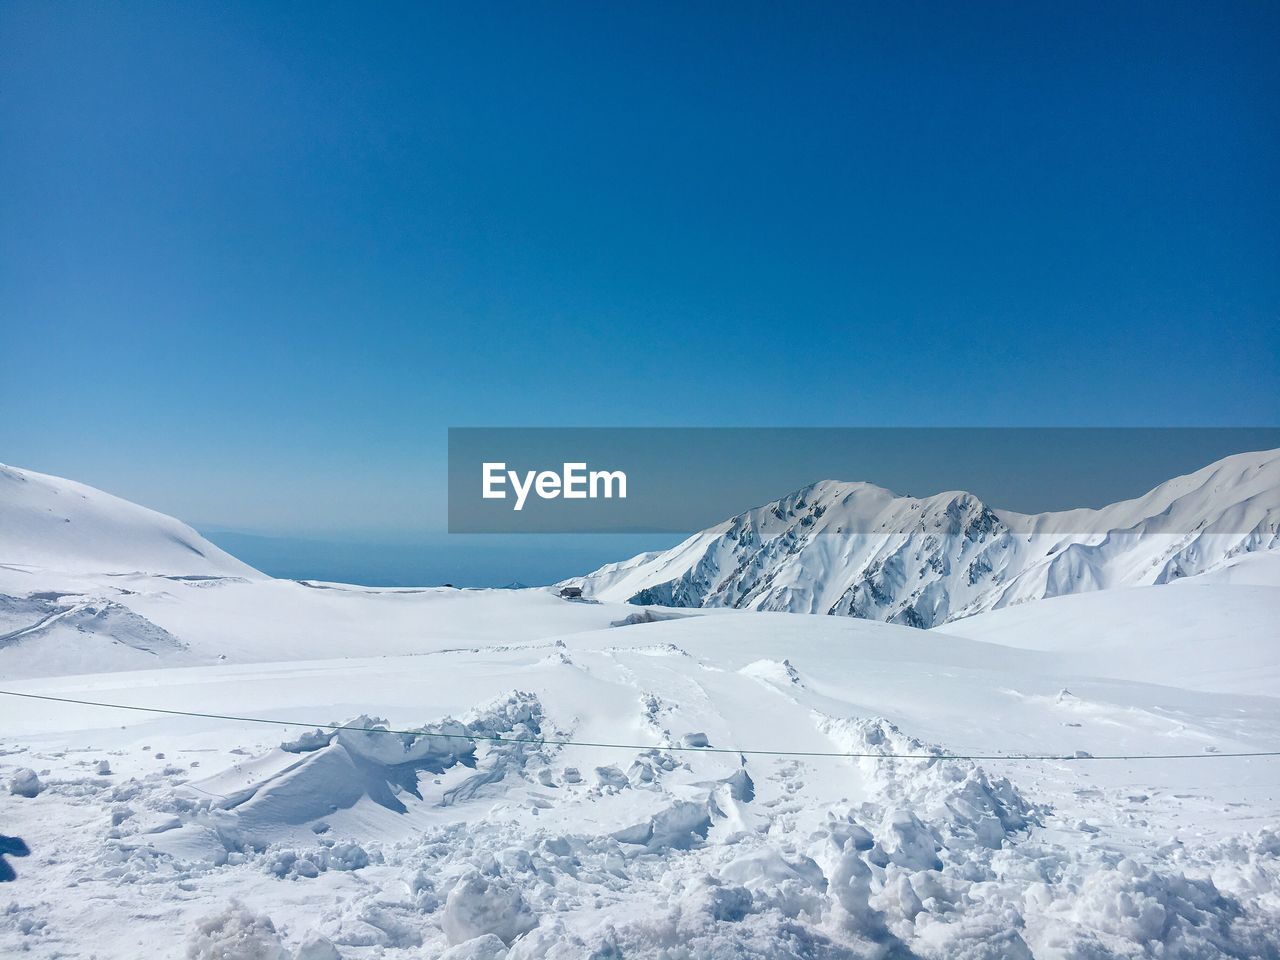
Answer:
[
  {"left": 4, "top": 612, "right": 1279, "bottom": 958},
  {"left": 0, "top": 573, "right": 665, "bottom": 680},
  {"left": 1170, "top": 549, "right": 1280, "bottom": 586},
  {"left": 0, "top": 464, "right": 727, "bottom": 681},
  {"left": 575, "top": 448, "right": 1280, "bottom": 627},
  {"left": 1, "top": 461, "right": 1277, "bottom": 957},
  {"left": 0, "top": 463, "right": 258, "bottom": 578},
  {"left": 0, "top": 463, "right": 267, "bottom": 676},
  {"left": 940, "top": 579, "right": 1280, "bottom": 696}
]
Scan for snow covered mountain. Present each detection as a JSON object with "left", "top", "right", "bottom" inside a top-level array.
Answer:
[
  {"left": 2, "top": 459, "right": 1278, "bottom": 957},
  {"left": 574, "top": 448, "right": 1280, "bottom": 627},
  {"left": 0, "top": 463, "right": 263, "bottom": 676},
  {"left": 0, "top": 463, "right": 258, "bottom": 579}
]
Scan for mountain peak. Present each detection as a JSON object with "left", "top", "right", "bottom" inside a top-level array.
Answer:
[{"left": 574, "top": 449, "right": 1279, "bottom": 627}]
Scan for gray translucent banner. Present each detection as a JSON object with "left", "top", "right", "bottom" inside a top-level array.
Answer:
[{"left": 448, "top": 427, "right": 1279, "bottom": 535}]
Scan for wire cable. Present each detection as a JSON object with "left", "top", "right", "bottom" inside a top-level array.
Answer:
[{"left": 2, "top": 688, "right": 1277, "bottom": 762}]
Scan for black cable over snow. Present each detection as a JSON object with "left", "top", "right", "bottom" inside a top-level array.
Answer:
[{"left": 2, "top": 689, "right": 1277, "bottom": 762}]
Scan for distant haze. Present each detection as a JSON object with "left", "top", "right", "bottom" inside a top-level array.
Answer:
[{"left": 201, "top": 530, "right": 681, "bottom": 588}]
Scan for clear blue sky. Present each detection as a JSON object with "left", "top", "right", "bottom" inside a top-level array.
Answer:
[{"left": 2, "top": 1, "right": 1277, "bottom": 537}]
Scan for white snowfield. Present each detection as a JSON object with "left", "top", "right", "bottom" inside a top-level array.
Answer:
[
  {"left": 939, "top": 576, "right": 1280, "bottom": 697},
  {"left": 573, "top": 448, "right": 1280, "bottom": 628},
  {"left": 0, "top": 464, "right": 258, "bottom": 579},
  {"left": 1, "top": 458, "right": 1278, "bottom": 959}
]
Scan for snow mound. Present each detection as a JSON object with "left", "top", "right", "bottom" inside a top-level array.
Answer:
[
  {"left": 817, "top": 717, "right": 1040, "bottom": 855},
  {"left": 0, "top": 463, "right": 258, "bottom": 578},
  {"left": 8, "top": 768, "right": 42, "bottom": 798},
  {"left": 138, "top": 693, "right": 551, "bottom": 858},
  {"left": 203, "top": 714, "right": 480, "bottom": 844},
  {"left": 188, "top": 901, "right": 290, "bottom": 960},
  {"left": 0, "top": 592, "right": 196, "bottom": 679},
  {"left": 442, "top": 869, "right": 538, "bottom": 946}
]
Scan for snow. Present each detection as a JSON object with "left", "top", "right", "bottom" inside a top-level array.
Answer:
[
  {"left": 939, "top": 580, "right": 1280, "bottom": 696},
  {"left": 0, "top": 463, "right": 257, "bottom": 579},
  {"left": 8, "top": 768, "right": 42, "bottom": 797},
  {"left": 188, "top": 901, "right": 292, "bottom": 960},
  {"left": 4, "top": 612, "right": 1279, "bottom": 957},
  {"left": 1, "top": 460, "right": 1278, "bottom": 958},
  {"left": 0, "top": 570, "right": 648, "bottom": 680},
  {"left": 573, "top": 448, "right": 1280, "bottom": 628},
  {"left": 1171, "top": 549, "right": 1280, "bottom": 587}
]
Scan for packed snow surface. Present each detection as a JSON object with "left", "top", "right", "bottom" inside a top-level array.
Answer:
[{"left": 1, "top": 459, "right": 1278, "bottom": 958}]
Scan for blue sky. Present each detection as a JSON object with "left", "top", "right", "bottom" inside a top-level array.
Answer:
[{"left": 1, "top": 1, "right": 1277, "bottom": 537}]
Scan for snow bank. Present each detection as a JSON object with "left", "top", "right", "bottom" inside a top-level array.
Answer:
[
  {"left": 8, "top": 768, "right": 42, "bottom": 798},
  {"left": 187, "top": 902, "right": 289, "bottom": 960},
  {"left": 442, "top": 869, "right": 538, "bottom": 946}
]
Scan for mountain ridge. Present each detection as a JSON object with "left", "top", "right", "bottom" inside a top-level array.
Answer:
[{"left": 572, "top": 448, "right": 1280, "bottom": 627}]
